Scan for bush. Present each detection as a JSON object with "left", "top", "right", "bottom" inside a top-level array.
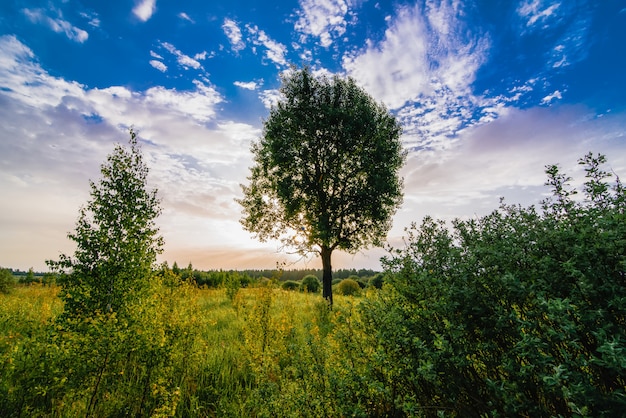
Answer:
[
  {"left": 332, "top": 278, "right": 343, "bottom": 286},
  {"left": 335, "top": 279, "right": 360, "bottom": 296},
  {"left": 281, "top": 280, "right": 300, "bottom": 291},
  {"left": 300, "top": 274, "right": 320, "bottom": 293},
  {"left": 0, "top": 268, "right": 15, "bottom": 294},
  {"left": 368, "top": 273, "right": 385, "bottom": 289},
  {"left": 362, "top": 153, "right": 626, "bottom": 417}
]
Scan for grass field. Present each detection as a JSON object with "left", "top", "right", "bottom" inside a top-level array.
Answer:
[{"left": 0, "top": 283, "right": 380, "bottom": 417}]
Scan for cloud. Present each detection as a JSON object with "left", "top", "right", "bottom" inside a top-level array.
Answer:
[
  {"left": 79, "top": 11, "right": 101, "bottom": 28},
  {"left": 234, "top": 81, "right": 259, "bottom": 90},
  {"left": 0, "top": 35, "right": 270, "bottom": 271},
  {"left": 259, "top": 89, "right": 282, "bottom": 109},
  {"left": 178, "top": 12, "right": 194, "bottom": 23},
  {"left": 133, "top": 0, "right": 157, "bottom": 22},
  {"left": 342, "top": 1, "right": 490, "bottom": 150},
  {"left": 246, "top": 25, "right": 288, "bottom": 66},
  {"left": 160, "top": 42, "right": 203, "bottom": 70},
  {"left": 22, "top": 8, "right": 89, "bottom": 43},
  {"left": 222, "top": 18, "right": 245, "bottom": 52},
  {"left": 149, "top": 60, "right": 167, "bottom": 72},
  {"left": 396, "top": 105, "right": 626, "bottom": 231},
  {"left": 516, "top": 1, "right": 590, "bottom": 69},
  {"left": 541, "top": 90, "right": 562, "bottom": 104},
  {"left": 517, "top": 0, "right": 561, "bottom": 27},
  {"left": 294, "top": 0, "right": 350, "bottom": 47}
]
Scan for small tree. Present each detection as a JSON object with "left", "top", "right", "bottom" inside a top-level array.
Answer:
[
  {"left": 0, "top": 268, "right": 15, "bottom": 294},
  {"left": 238, "top": 67, "right": 405, "bottom": 305},
  {"left": 48, "top": 129, "right": 163, "bottom": 320}
]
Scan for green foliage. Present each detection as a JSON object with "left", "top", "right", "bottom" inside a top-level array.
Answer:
[
  {"left": 281, "top": 280, "right": 301, "bottom": 291},
  {"left": 238, "top": 66, "right": 405, "bottom": 304},
  {"left": 361, "top": 153, "right": 626, "bottom": 416},
  {"left": 300, "top": 274, "right": 321, "bottom": 293},
  {"left": 335, "top": 278, "right": 361, "bottom": 296},
  {"left": 0, "top": 268, "right": 15, "bottom": 294},
  {"left": 368, "top": 273, "right": 385, "bottom": 289},
  {"left": 47, "top": 129, "right": 163, "bottom": 321}
]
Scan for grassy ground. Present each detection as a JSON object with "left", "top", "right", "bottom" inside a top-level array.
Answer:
[{"left": 0, "top": 283, "right": 377, "bottom": 417}]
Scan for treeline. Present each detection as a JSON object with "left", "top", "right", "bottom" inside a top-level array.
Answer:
[{"left": 166, "top": 262, "right": 378, "bottom": 288}]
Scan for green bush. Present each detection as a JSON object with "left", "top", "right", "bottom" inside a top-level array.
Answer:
[
  {"left": 0, "top": 268, "right": 15, "bottom": 294},
  {"left": 368, "top": 273, "right": 385, "bottom": 289},
  {"left": 335, "top": 279, "right": 360, "bottom": 296},
  {"left": 362, "top": 153, "right": 626, "bottom": 417},
  {"left": 300, "top": 274, "right": 320, "bottom": 293},
  {"left": 281, "top": 280, "right": 300, "bottom": 291},
  {"left": 331, "top": 278, "right": 343, "bottom": 286}
]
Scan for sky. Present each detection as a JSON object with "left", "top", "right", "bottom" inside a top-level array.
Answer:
[{"left": 1, "top": 0, "right": 625, "bottom": 272}]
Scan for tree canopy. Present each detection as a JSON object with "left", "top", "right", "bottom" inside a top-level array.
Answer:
[
  {"left": 48, "top": 129, "right": 163, "bottom": 320},
  {"left": 238, "top": 67, "right": 405, "bottom": 304}
]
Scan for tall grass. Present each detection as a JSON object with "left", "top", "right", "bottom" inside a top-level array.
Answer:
[{"left": 0, "top": 283, "right": 378, "bottom": 417}]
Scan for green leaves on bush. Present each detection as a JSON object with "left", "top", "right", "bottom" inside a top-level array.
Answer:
[
  {"left": 335, "top": 278, "right": 361, "bottom": 296},
  {"left": 300, "top": 274, "right": 321, "bottom": 293},
  {"left": 362, "top": 153, "right": 626, "bottom": 416},
  {"left": 281, "top": 280, "right": 300, "bottom": 291}
]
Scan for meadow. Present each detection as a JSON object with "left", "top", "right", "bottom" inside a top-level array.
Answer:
[{"left": 0, "top": 280, "right": 389, "bottom": 417}]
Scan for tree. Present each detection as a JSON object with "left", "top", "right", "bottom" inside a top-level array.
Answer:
[
  {"left": 48, "top": 129, "right": 163, "bottom": 320},
  {"left": 0, "top": 267, "right": 15, "bottom": 294},
  {"left": 238, "top": 67, "right": 404, "bottom": 305}
]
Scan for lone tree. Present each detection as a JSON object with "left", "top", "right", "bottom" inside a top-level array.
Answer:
[
  {"left": 238, "top": 68, "right": 405, "bottom": 305},
  {"left": 48, "top": 129, "right": 163, "bottom": 320}
]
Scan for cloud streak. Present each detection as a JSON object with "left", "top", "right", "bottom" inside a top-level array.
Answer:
[{"left": 22, "top": 8, "right": 88, "bottom": 43}]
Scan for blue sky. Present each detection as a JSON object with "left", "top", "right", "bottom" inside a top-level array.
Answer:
[{"left": 1, "top": 0, "right": 625, "bottom": 272}]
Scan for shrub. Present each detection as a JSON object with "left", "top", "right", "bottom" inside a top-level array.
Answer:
[
  {"left": 335, "top": 279, "right": 360, "bottom": 296},
  {"left": 300, "top": 275, "right": 321, "bottom": 293},
  {"left": 0, "top": 268, "right": 15, "bottom": 294},
  {"left": 362, "top": 153, "right": 626, "bottom": 417},
  {"left": 368, "top": 273, "right": 385, "bottom": 289},
  {"left": 281, "top": 280, "right": 300, "bottom": 291},
  {"left": 332, "top": 278, "right": 343, "bottom": 286}
]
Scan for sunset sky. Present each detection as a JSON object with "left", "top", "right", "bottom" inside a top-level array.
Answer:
[{"left": 1, "top": 0, "right": 625, "bottom": 272}]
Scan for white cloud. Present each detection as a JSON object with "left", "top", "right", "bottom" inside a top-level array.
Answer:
[
  {"left": 80, "top": 11, "right": 101, "bottom": 28},
  {"left": 133, "top": 0, "right": 157, "bottom": 22},
  {"left": 541, "top": 90, "right": 562, "bottom": 104},
  {"left": 160, "top": 42, "right": 203, "bottom": 70},
  {"left": 517, "top": 0, "right": 561, "bottom": 27},
  {"left": 259, "top": 89, "right": 282, "bottom": 109},
  {"left": 150, "top": 50, "right": 164, "bottom": 59},
  {"left": 0, "top": 35, "right": 288, "bottom": 271},
  {"left": 234, "top": 81, "right": 259, "bottom": 90},
  {"left": 394, "top": 105, "right": 626, "bottom": 239},
  {"left": 22, "top": 8, "right": 89, "bottom": 43},
  {"left": 246, "top": 25, "right": 288, "bottom": 66},
  {"left": 222, "top": 18, "right": 245, "bottom": 52},
  {"left": 149, "top": 60, "right": 167, "bottom": 72},
  {"left": 342, "top": 1, "right": 490, "bottom": 150},
  {"left": 295, "top": 0, "right": 350, "bottom": 47},
  {"left": 178, "top": 12, "right": 194, "bottom": 23}
]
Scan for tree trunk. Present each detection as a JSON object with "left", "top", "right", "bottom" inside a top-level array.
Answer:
[{"left": 321, "top": 245, "right": 333, "bottom": 307}]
